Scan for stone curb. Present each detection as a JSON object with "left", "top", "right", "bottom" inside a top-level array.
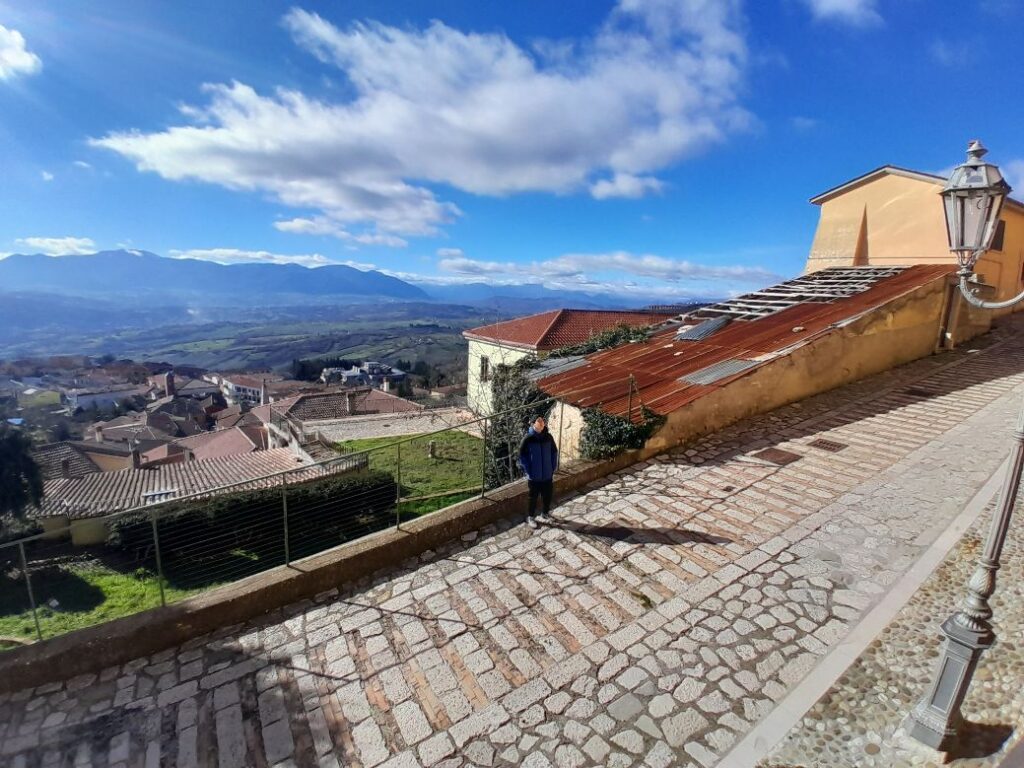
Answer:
[{"left": 722, "top": 453, "right": 1010, "bottom": 768}]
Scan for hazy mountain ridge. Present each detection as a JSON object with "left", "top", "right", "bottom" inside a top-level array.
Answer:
[
  {"left": 0, "top": 250, "right": 718, "bottom": 309},
  {"left": 0, "top": 250, "right": 429, "bottom": 304}
]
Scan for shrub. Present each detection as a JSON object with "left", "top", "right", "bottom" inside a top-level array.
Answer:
[
  {"left": 548, "top": 324, "right": 652, "bottom": 359},
  {"left": 579, "top": 406, "right": 665, "bottom": 460},
  {"left": 107, "top": 470, "right": 397, "bottom": 586}
]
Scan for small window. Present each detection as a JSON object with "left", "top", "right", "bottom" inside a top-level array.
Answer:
[
  {"left": 991, "top": 219, "right": 1006, "bottom": 252},
  {"left": 479, "top": 356, "right": 491, "bottom": 383}
]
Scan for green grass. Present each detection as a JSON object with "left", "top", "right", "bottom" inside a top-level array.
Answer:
[
  {"left": 0, "top": 434, "right": 485, "bottom": 644},
  {"left": 17, "top": 389, "right": 60, "bottom": 407},
  {"left": 339, "top": 431, "right": 483, "bottom": 515},
  {"left": 397, "top": 491, "right": 479, "bottom": 517},
  {"left": 0, "top": 562, "right": 195, "bottom": 641}
]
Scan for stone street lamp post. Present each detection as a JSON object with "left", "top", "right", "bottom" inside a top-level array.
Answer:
[{"left": 906, "top": 140, "right": 1018, "bottom": 752}]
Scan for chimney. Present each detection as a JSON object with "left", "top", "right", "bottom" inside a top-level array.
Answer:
[
  {"left": 261, "top": 378, "right": 268, "bottom": 406},
  {"left": 94, "top": 425, "right": 104, "bottom": 443},
  {"left": 165, "top": 371, "right": 176, "bottom": 397},
  {"left": 383, "top": 378, "right": 392, "bottom": 393},
  {"left": 60, "top": 458, "right": 71, "bottom": 478},
  {"left": 130, "top": 447, "right": 141, "bottom": 469}
]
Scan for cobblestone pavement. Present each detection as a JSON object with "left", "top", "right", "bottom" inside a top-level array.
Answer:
[
  {"left": 4, "top": 322, "right": 1024, "bottom": 768},
  {"left": 760, "top": 494, "right": 1024, "bottom": 768}
]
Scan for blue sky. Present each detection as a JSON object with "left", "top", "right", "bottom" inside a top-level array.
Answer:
[{"left": 1, "top": 0, "right": 1023, "bottom": 302}]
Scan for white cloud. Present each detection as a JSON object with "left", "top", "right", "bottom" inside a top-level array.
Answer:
[
  {"left": 436, "top": 247, "right": 464, "bottom": 258},
  {"left": 929, "top": 39, "right": 968, "bottom": 67},
  {"left": 91, "top": 0, "right": 749, "bottom": 238},
  {"left": 0, "top": 25, "right": 41, "bottom": 82},
  {"left": 438, "top": 251, "right": 780, "bottom": 285},
  {"left": 16, "top": 236, "right": 96, "bottom": 256},
  {"left": 40, "top": 170, "right": 54, "bottom": 181},
  {"left": 73, "top": 160, "right": 93, "bottom": 170},
  {"left": 1004, "top": 159, "right": 1024, "bottom": 197},
  {"left": 801, "top": 0, "right": 881, "bottom": 26},
  {"left": 273, "top": 216, "right": 407, "bottom": 247},
  {"left": 169, "top": 248, "right": 335, "bottom": 268},
  {"left": 590, "top": 173, "right": 665, "bottom": 200},
  {"left": 790, "top": 116, "right": 818, "bottom": 132}
]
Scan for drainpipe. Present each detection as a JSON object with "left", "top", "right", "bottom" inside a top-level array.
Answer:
[{"left": 936, "top": 276, "right": 958, "bottom": 351}]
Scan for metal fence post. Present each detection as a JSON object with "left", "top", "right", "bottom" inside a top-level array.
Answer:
[
  {"left": 150, "top": 509, "right": 166, "bottom": 607},
  {"left": 627, "top": 375, "right": 635, "bottom": 423},
  {"left": 281, "top": 474, "right": 291, "bottom": 566},
  {"left": 18, "top": 542, "right": 42, "bottom": 641},
  {"left": 557, "top": 401, "right": 565, "bottom": 473},
  {"left": 480, "top": 416, "right": 488, "bottom": 498},
  {"left": 395, "top": 441, "right": 403, "bottom": 528}
]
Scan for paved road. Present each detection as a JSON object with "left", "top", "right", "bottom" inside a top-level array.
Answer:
[{"left": 4, "top": 321, "right": 1024, "bottom": 768}]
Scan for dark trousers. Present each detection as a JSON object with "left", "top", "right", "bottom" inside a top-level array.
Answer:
[{"left": 527, "top": 479, "right": 554, "bottom": 517}]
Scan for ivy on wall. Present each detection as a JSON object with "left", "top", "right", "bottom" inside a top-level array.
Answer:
[
  {"left": 485, "top": 321, "right": 667, "bottom": 477},
  {"left": 548, "top": 324, "right": 652, "bottom": 359},
  {"left": 579, "top": 406, "right": 665, "bottom": 460},
  {"left": 485, "top": 357, "right": 550, "bottom": 489}
]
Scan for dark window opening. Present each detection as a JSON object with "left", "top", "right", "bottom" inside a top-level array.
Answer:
[
  {"left": 479, "top": 356, "right": 491, "bottom": 383},
  {"left": 991, "top": 219, "right": 1006, "bottom": 252}
]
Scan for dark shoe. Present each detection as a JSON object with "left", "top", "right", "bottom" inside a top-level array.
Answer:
[
  {"left": 527, "top": 516, "right": 539, "bottom": 530},
  {"left": 540, "top": 509, "right": 554, "bottom": 520}
]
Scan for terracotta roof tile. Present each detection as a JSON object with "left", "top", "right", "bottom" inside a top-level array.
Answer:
[
  {"left": 464, "top": 309, "right": 676, "bottom": 351},
  {"left": 171, "top": 426, "right": 261, "bottom": 461},
  {"left": 35, "top": 448, "right": 323, "bottom": 519},
  {"left": 32, "top": 442, "right": 100, "bottom": 481}
]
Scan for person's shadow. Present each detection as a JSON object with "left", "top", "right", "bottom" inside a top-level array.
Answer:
[{"left": 550, "top": 519, "right": 731, "bottom": 546}]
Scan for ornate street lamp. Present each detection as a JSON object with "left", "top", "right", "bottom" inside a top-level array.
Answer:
[{"left": 906, "top": 140, "right": 1018, "bottom": 752}]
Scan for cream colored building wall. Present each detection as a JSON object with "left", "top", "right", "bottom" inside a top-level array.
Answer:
[
  {"left": 83, "top": 451, "right": 131, "bottom": 472},
  {"left": 39, "top": 516, "right": 109, "bottom": 546},
  {"left": 465, "top": 338, "right": 534, "bottom": 416},
  {"left": 805, "top": 172, "right": 1024, "bottom": 308},
  {"left": 70, "top": 519, "right": 109, "bottom": 546},
  {"left": 41, "top": 517, "right": 71, "bottom": 540},
  {"left": 545, "top": 401, "right": 586, "bottom": 461}
]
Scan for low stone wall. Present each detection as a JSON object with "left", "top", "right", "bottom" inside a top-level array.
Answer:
[
  {"left": 0, "top": 451, "right": 639, "bottom": 694},
  {"left": 307, "top": 407, "right": 478, "bottom": 442}
]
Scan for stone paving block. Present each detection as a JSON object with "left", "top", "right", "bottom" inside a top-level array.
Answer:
[
  {"left": 418, "top": 733, "right": 454, "bottom": 767},
  {"left": 215, "top": 704, "right": 247, "bottom": 768},
  {"left": 8, "top": 327, "right": 1024, "bottom": 768},
  {"left": 351, "top": 719, "right": 388, "bottom": 767}
]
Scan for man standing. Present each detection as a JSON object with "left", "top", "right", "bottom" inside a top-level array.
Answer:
[{"left": 518, "top": 414, "right": 559, "bottom": 529}]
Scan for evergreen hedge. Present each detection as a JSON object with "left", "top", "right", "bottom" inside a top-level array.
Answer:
[{"left": 106, "top": 470, "right": 396, "bottom": 587}]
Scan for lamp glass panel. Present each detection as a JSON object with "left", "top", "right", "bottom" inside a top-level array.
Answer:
[
  {"left": 943, "top": 193, "right": 962, "bottom": 249},
  {"left": 963, "top": 192, "right": 988, "bottom": 251},
  {"left": 980, "top": 193, "right": 1007, "bottom": 250}
]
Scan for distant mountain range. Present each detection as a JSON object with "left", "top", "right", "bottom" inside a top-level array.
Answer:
[
  {"left": 0, "top": 250, "right": 428, "bottom": 304},
  {"left": 0, "top": 249, "right": 716, "bottom": 310},
  {"left": 0, "top": 249, "right": 716, "bottom": 365}
]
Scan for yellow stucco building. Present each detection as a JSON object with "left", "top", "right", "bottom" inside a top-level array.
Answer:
[{"left": 805, "top": 165, "right": 1024, "bottom": 307}]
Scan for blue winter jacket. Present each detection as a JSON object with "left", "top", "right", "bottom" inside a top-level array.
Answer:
[{"left": 518, "top": 427, "right": 559, "bottom": 482}]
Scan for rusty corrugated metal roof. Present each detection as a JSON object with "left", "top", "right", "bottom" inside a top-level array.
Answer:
[{"left": 537, "top": 264, "right": 955, "bottom": 421}]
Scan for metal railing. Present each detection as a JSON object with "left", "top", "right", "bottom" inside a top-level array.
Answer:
[{"left": 0, "top": 377, "right": 640, "bottom": 648}]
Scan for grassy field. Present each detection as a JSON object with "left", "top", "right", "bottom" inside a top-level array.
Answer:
[
  {"left": 339, "top": 431, "right": 484, "bottom": 514},
  {"left": 0, "top": 433, "right": 484, "bottom": 645},
  {"left": 0, "top": 560, "right": 194, "bottom": 641},
  {"left": 17, "top": 389, "right": 61, "bottom": 407}
]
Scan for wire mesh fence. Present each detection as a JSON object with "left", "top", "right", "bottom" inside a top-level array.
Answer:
[{"left": 0, "top": 377, "right": 637, "bottom": 648}]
